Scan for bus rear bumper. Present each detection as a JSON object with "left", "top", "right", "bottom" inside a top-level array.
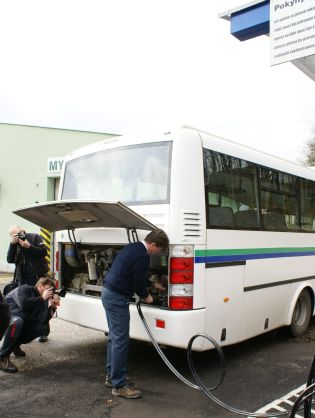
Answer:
[
  {"left": 57, "top": 293, "right": 207, "bottom": 351},
  {"left": 129, "top": 304, "right": 206, "bottom": 350}
]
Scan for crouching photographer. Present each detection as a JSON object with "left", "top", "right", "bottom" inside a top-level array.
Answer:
[{"left": 0, "top": 277, "right": 63, "bottom": 373}]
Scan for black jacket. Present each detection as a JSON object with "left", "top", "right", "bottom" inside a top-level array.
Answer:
[
  {"left": 5, "top": 285, "right": 53, "bottom": 324},
  {"left": 7, "top": 233, "right": 49, "bottom": 286}
]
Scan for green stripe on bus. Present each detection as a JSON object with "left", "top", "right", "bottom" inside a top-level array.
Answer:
[{"left": 195, "top": 247, "right": 315, "bottom": 256}]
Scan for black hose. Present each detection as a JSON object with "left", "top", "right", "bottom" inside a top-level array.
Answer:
[
  {"left": 67, "top": 228, "right": 83, "bottom": 263},
  {"left": 137, "top": 302, "right": 288, "bottom": 417},
  {"left": 290, "top": 383, "right": 315, "bottom": 418},
  {"left": 303, "top": 355, "right": 315, "bottom": 417},
  {"left": 136, "top": 302, "right": 225, "bottom": 390},
  {"left": 187, "top": 334, "right": 286, "bottom": 417}
]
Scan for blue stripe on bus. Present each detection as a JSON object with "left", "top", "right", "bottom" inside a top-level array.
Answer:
[{"left": 195, "top": 251, "right": 315, "bottom": 264}]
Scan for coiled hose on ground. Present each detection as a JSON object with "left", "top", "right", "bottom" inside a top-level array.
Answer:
[{"left": 137, "top": 302, "right": 315, "bottom": 418}]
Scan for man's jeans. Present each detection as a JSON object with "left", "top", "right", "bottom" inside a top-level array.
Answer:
[
  {"left": 101, "top": 287, "right": 130, "bottom": 388},
  {"left": 0, "top": 316, "right": 49, "bottom": 358}
]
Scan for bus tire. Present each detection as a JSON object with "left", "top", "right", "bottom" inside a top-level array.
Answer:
[{"left": 290, "top": 289, "right": 312, "bottom": 338}]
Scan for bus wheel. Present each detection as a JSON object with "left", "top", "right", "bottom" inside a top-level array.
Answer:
[{"left": 290, "top": 289, "right": 312, "bottom": 337}]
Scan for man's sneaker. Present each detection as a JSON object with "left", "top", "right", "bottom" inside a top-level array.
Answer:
[
  {"left": 0, "top": 356, "right": 18, "bottom": 373},
  {"left": 105, "top": 375, "right": 133, "bottom": 388},
  {"left": 13, "top": 346, "right": 26, "bottom": 357},
  {"left": 39, "top": 336, "right": 48, "bottom": 343},
  {"left": 112, "top": 385, "right": 142, "bottom": 399}
]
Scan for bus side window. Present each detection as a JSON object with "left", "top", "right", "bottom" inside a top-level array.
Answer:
[
  {"left": 263, "top": 212, "right": 288, "bottom": 231},
  {"left": 209, "top": 207, "right": 235, "bottom": 228},
  {"left": 300, "top": 179, "right": 315, "bottom": 231},
  {"left": 234, "top": 210, "right": 258, "bottom": 228},
  {"left": 203, "top": 149, "right": 259, "bottom": 230}
]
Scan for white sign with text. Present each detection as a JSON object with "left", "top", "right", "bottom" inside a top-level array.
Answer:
[
  {"left": 270, "top": 0, "right": 315, "bottom": 65},
  {"left": 47, "top": 157, "right": 64, "bottom": 176}
]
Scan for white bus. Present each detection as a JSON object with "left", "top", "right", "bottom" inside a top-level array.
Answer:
[{"left": 14, "top": 126, "right": 315, "bottom": 351}]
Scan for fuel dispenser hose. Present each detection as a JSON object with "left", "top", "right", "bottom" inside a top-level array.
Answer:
[{"left": 137, "top": 302, "right": 315, "bottom": 418}]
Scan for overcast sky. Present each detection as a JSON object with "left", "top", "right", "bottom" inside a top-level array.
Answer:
[{"left": 1, "top": 0, "right": 315, "bottom": 163}]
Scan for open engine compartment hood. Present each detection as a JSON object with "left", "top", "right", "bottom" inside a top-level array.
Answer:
[{"left": 13, "top": 200, "right": 156, "bottom": 232}]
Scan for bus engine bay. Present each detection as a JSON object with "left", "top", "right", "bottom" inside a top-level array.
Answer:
[{"left": 59, "top": 243, "right": 169, "bottom": 307}]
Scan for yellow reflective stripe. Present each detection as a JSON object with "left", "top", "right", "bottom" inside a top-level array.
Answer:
[
  {"left": 40, "top": 228, "right": 52, "bottom": 271},
  {"left": 40, "top": 228, "right": 51, "bottom": 243}
]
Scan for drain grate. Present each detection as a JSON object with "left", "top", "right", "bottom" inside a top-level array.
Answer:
[{"left": 247, "top": 384, "right": 315, "bottom": 417}]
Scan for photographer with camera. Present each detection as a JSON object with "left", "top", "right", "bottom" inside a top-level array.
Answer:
[
  {"left": 7, "top": 225, "right": 49, "bottom": 288},
  {"left": 0, "top": 277, "right": 59, "bottom": 373}
]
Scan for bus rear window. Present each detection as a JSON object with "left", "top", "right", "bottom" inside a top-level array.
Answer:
[{"left": 61, "top": 142, "right": 172, "bottom": 205}]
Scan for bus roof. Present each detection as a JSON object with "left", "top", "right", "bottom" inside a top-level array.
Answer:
[
  {"left": 190, "top": 125, "right": 315, "bottom": 181},
  {"left": 64, "top": 126, "right": 315, "bottom": 182}
]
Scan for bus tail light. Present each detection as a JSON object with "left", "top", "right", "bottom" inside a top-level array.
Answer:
[
  {"left": 170, "top": 270, "right": 193, "bottom": 284},
  {"left": 170, "top": 257, "right": 194, "bottom": 271},
  {"left": 170, "top": 283, "right": 193, "bottom": 295},
  {"left": 169, "top": 296, "right": 193, "bottom": 310},
  {"left": 169, "top": 245, "right": 194, "bottom": 310}
]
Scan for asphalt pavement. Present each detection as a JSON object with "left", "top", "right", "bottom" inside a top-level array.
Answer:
[{"left": 0, "top": 275, "right": 314, "bottom": 418}]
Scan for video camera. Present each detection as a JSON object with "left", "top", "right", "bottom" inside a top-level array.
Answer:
[{"left": 53, "top": 288, "right": 67, "bottom": 298}]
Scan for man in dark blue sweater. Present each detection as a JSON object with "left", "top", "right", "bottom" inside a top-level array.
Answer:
[{"left": 102, "top": 228, "right": 169, "bottom": 399}]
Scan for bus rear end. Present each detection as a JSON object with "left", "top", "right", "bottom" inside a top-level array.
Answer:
[
  {"left": 14, "top": 127, "right": 209, "bottom": 350},
  {"left": 55, "top": 234, "right": 206, "bottom": 349}
]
